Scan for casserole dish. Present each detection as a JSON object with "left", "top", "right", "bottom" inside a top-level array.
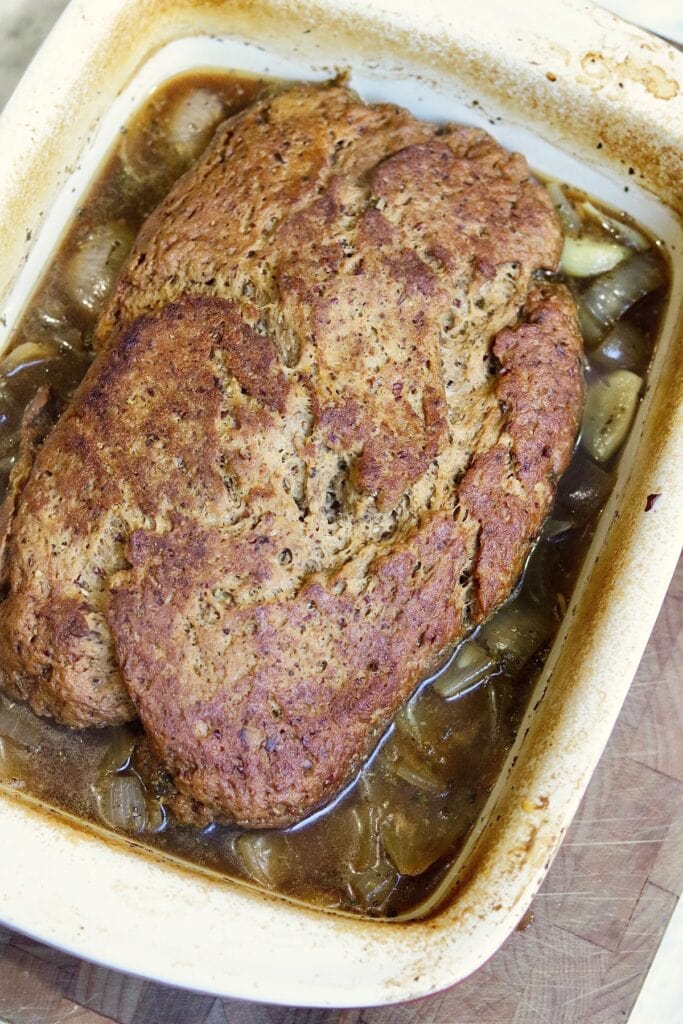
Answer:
[{"left": 0, "top": 0, "right": 681, "bottom": 1006}]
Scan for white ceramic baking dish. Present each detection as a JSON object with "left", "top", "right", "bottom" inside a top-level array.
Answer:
[{"left": 0, "top": 0, "right": 681, "bottom": 1007}]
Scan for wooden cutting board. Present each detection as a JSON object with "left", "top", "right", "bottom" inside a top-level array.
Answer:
[{"left": 0, "top": 556, "right": 680, "bottom": 1024}]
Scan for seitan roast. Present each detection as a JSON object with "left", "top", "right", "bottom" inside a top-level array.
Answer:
[{"left": 0, "top": 84, "right": 584, "bottom": 827}]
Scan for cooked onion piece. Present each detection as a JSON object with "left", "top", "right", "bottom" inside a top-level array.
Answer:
[
  {"left": 165, "top": 89, "right": 225, "bottom": 161},
  {"left": 145, "top": 796, "right": 167, "bottom": 833},
  {"left": 335, "top": 801, "right": 382, "bottom": 877},
  {"left": 560, "top": 237, "right": 629, "bottom": 278},
  {"left": 29, "top": 296, "right": 85, "bottom": 352},
  {"left": 591, "top": 321, "right": 649, "bottom": 375},
  {"left": 96, "top": 772, "right": 148, "bottom": 833},
  {"left": 0, "top": 697, "right": 44, "bottom": 751},
  {"left": 234, "top": 832, "right": 290, "bottom": 889},
  {"left": 98, "top": 727, "right": 135, "bottom": 774},
  {"left": 579, "top": 251, "right": 665, "bottom": 341},
  {"left": 35, "top": 295, "right": 69, "bottom": 330},
  {"left": 432, "top": 642, "right": 497, "bottom": 700},
  {"left": 96, "top": 735, "right": 167, "bottom": 835},
  {"left": 480, "top": 600, "right": 553, "bottom": 668},
  {"left": 1, "top": 341, "right": 57, "bottom": 379},
  {"left": 391, "top": 685, "right": 484, "bottom": 771},
  {"left": 392, "top": 689, "right": 466, "bottom": 758},
  {"left": 541, "top": 518, "right": 574, "bottom": 541},
  {"left": 392, "top": 756, "right": 446, "bottom": 795},
  {"left": 394, "top": 695, "right": 432, "bottom": 751},
  {"left": 577, "top": 305, "right": 607, "bottom": 347},
  {"left": 381, "top": 738, "right": 447, "bottom": 795},
  {"left": 581, "top": 201, "right": 650, "bottom": 252},
  {"left": 66, "top": 222, "right": 134, "bottom": 314},
  {"left": 547, "top": 181, "right": 581, "bottom": 234},
  {"left": 346, "top": 854, "right": 398, "bottom": 909},
  {"left": 119, "top": 130, "right": 161, "bottom": 188},
  {"left": 381, "top": 802, "right": 456, "bottom": 877},
  {"left": 49, "top": 324, "right": 85, "bottom": 355},
  {"left": 556, "top": 454, "right": 613, "bottom": 524},
  {"left": 582, "top": 370, "right": 642, "bottom": 463}
]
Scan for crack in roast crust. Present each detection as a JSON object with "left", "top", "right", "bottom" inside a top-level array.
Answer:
[{"left": 0, "top": 85, "right": 583, "bottom": 827}]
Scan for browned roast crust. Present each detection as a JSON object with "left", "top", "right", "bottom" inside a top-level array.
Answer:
[
  {"left": 0, "top": 84, "right": 583, "bottom": 822},
  {"left": 97, "top": 86, "right": 562, "bottom": 352},
  {"left": 0, "top": 387, "right": 62, "bottom": 590},
  {"left": 460, "top": 286, "right": 586, "bottom": 619},
  {"left": 105, "top": 285, "right": 581, "bottom": 827},
  {"left": 111, "top": 502, "right": 473, "bottom": 827}
]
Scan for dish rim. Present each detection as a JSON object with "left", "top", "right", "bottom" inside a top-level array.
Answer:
[{"left": 0, "top": 0, "right": 681, "bottom": 1006}]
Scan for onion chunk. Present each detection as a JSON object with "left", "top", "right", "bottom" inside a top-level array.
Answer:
[
  {"left": 381, "top": 805, "right": 456, "bottom": 877},
  {"left": 234, "top": 832, "right": 290, "bottom": 889},
  {"left": 579, "top": 251, "right": 665, "bottom": 337},
  {"left": 560, "top": 237, "right": 629, "bottom": 278},
  {"left": 98, "top": 727, "right": 135, "bottom": 774},
  {"left": 97, "top": 772, "right": 147, "bottom": 833},
  {"left": 547, "top": 181, "right": 581, "bottom": 234},
  {"left": 581, "top": 201, "right": 650, "bottom": 252},
  {"left": 432, "top": 642, "right": 497, "bottom": 700},
  {"left": 480, "top": 600, "right": 553, "bottom": 668},
  {"left": 166, "top": 89, "right": 225, "bottom": 161},
  {"left": 380, "top": 738, "right": 447, "bottom": 795},
  {"left": 342, "top": 802, "right": 382, "bottom": 874},
  {"left": 0, "top": 698, "right": 44, "bottom": 751},
  {"left": 582, "top": 370, "right": 642, "bottom": 463},
  {"left": 591, "top": 321, "right": 649, "bottom": 375},
  {"left": 346, "top": 855, "right": 398, "bottom": 908},
  {"left": 1, "top": 341, "right": 56, "bottom": 379},
  {"left": 66, "top": 222, "right": 134, "bottom": 315},
  {"left": 556, "top": 454, "right": 613, "bottom": 525}
]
